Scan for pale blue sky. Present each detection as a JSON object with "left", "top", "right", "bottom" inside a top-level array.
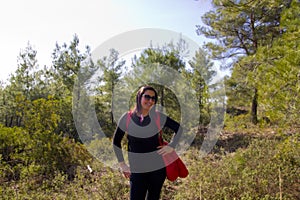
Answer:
[{"left": 0, "top": 0, "right": 213, "bottom": 82}]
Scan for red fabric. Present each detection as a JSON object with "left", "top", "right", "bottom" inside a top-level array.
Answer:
[{"left": 161, "top": 141, "right": 188, "bottom": 181}]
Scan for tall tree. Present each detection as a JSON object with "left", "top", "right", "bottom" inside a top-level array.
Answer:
[
  {"left": 131, "top": 41, "right": 186, "bottom": 117},
  {"left": 254, "top": 0, "right": 300, "bottom": 126},
  {"left": 0, "top": 82, "right": 6, "bottom": 125},
  {"left": 3, "top": 43, "right": 39, "bottom": 127},
  {"left": 197, "top": 0, "right": 292, "bottom": 124},
  {"left": 95, "top": 49, "right": 125, "bottom": 136},
  {"left": 51, "top": 35, "right": 94, "bottom": 140},
  {"left": 183, "top": 48, "right": 216, "bottom": 126},
  {"left": 52, "top": 34, "right": 91, "bottom": 93}
]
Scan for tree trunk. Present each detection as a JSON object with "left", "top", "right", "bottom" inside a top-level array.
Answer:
[
  {"left": 160, "top": 88, "right": 164, "bottom": 112},
  {"left": 111, "top": 83, "right": 115, "bottom": 125},
  {"left": 9, "top": 116, "right": 13, "bottom": 127},
  {"left": 251, "top": 88, "right": 258, "bottom": 124}
]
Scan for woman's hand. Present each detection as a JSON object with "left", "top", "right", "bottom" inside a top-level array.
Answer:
[
  {"left": 157, "top": 145, "right": 174, "bottom": 156},
  {"left": 119, "top": 162, "right": 131, "bottom": 179}
]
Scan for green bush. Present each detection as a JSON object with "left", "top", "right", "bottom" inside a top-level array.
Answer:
[
  {"left": 1, "top": 123, "right": 299, "bottom": 199},
  {"left": 174, "top": 133, "right": 299, "bottom": 199},
  {"left": 28, "top": 131, "right": 92, "bottom": 180},
  {"left": 225, "top": 114, "right": 254, "bottom": 131},
  {"left": 0, "top": 125, "right": 92, "bottom": 191},
  {"left": 0, "top": 125, "right": 31, "bottom": 181}
]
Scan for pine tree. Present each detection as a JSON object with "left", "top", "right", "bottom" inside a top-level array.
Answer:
[{"left": 197, "top": 0, "right": 292, "bottom": 124}]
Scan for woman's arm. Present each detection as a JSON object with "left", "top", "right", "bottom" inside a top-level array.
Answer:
[
  {"left": 163, "top": 114, "right": 183, "bottom": 148},
  {"left": 112, "top": 112, "right": 131, "bottom": 178},
  {"left": 157, "top": 112, "right": 183, "bottom": 156},
  {"left": 112, "top": 126, "right": 126, "bottom": 162}
]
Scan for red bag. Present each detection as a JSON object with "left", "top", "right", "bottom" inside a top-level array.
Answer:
[
  {"left": 155, "top": 113, "right": 189, "bottom": 181},
  {"left": 126, "top": 111, "right": 188, "bottom": 181},
  {"left": 159, "top": 140, "right": 189, "bottom": 181}
]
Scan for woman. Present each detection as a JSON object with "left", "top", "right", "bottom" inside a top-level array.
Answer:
[{"left": 113, "top": 85, "right": 182, "bottom": 200}]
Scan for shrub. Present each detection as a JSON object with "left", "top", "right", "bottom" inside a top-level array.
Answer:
[
  {"left": 174, "top": 133, "right": 299, "bottom": 199},
  {"left": 0, "top": 125, "right": 31, "bottom": 181}
]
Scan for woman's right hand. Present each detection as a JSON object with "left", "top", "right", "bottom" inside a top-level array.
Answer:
[{"left": 119, "top": 162, "right": 131, "bottom": 179}]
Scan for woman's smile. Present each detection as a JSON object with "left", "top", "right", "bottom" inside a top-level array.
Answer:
[{"left": 141, "top": 90, "right": 156, "bottom": 114}]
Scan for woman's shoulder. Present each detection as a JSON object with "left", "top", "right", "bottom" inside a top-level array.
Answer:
[
  {"left": 118, "top": 111, "right": 132, "bottom": 124},
  {"left": 116, "top": 110, "right": 135, "bottom": 131},
  {"left": 151, "top": 110, "right": 169, "bottom": 123},
  {"left": 154, "top": 110, "right": 167, "bottom": 117}
]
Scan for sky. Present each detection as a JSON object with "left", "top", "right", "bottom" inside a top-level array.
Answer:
[{"left": 0, "top": 0, "right": 214, "bottom": 82}]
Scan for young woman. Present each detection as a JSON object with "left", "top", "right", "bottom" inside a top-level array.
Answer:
[{"left": 113, "top": 85, "right": 182, "bottom": 200}]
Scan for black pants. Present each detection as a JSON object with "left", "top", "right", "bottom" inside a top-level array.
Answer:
[{"left": 130, "top": 168, "right": 166, "bottom": 200}]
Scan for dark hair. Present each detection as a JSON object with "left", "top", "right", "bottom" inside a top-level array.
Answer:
[{"left": 134, "top": 85, "right": 158, "bottom": 114}]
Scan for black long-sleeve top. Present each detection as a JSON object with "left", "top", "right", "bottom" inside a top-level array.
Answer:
[{"left": 112, "top": 111, "right": 182, "bottom": 173}]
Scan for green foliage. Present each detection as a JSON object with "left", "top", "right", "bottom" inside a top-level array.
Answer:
[
  {"left": 198, "top": 0, "right": 290, "bottom": 61},
  {"left": 183, "top": 48, "right": 216, "bottom": 126},
  {"left": 52, "top": 34, "right": 90, "bottom": 91},
  {"left": 86, "top": 137, "right": 118, "bottom": 167},
  {"left": 254, "top": 0, "right": 300, "bottom": 127},
  {"left": 1, "top": 43, "right": 39, "bottom": 127},
  {"left": 199, "top": 0, "right": 294, "bottom": 125},
  {"left": 0, "top": 125, "right": 31, "bottom": 182},
  {"left": 23, "top": 97, "right": 61, "bottom": 134},
  {"left": 173, "top": 133, "right": 299, "bottom": 200},
  {"left": 1, "top": 126, "right": 299, "bottom": 199},
  {"left": 0, "top": 125, "right": 92, "bottom": 184},
  {"left": 28, "top": 132, "right": 92, "bottom": 180},
  {"left": 225, "top": 0, "right": 300, "bottom": 127},
  {"left": 1, "top": 160, "right": 129, "bottom": 200},
  {"left": 94, "top": 49, "right": 125, "bottom": 137},
  {"left": 225, "top": 113, "right": 253, "bottom": 131}
]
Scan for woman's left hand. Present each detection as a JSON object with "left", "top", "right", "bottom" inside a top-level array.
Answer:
[{"left": 157, "top": 145, "right": 174, "bottom": 156}]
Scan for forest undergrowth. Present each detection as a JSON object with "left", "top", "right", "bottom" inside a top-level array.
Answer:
[{"left": 1, "top": 124, "right": 299, "bottom": 200}]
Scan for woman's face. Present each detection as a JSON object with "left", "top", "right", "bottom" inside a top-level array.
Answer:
[{"left": 141, "top": 89, "right": 156, "bottom": 113}]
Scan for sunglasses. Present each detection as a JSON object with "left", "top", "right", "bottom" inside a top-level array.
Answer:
[{"left": 142, "top": 94, "right": 156, "bottom": 101}]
